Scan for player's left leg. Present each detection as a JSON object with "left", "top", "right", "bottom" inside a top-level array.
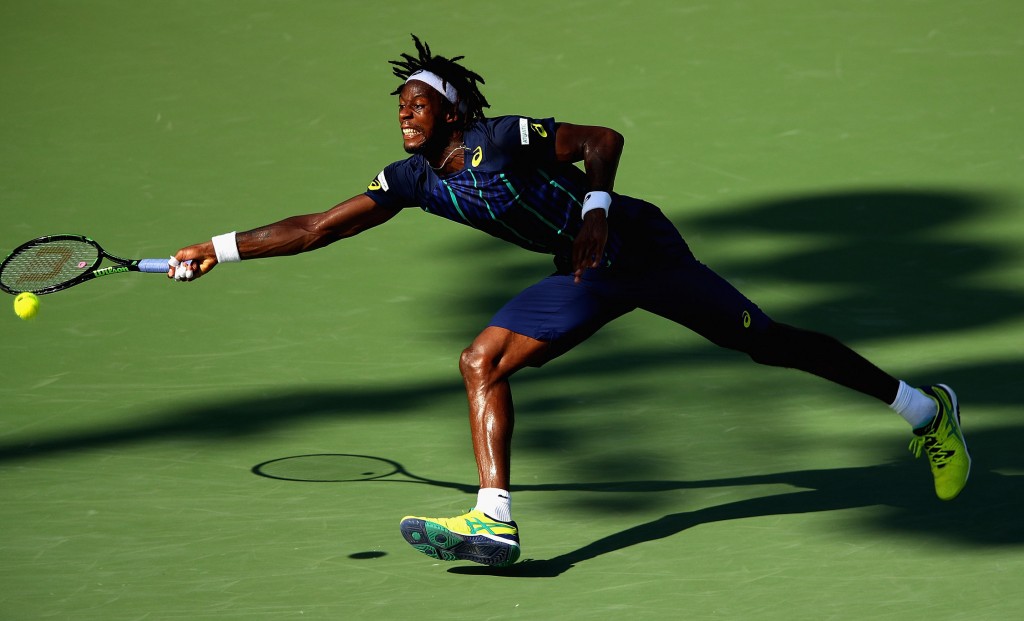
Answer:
[
  {"left": 744, "top": 323, "right": 969, "bottom": 499},
  {"left": 639, "top": 262, "right": 970, "bottom": 500}
]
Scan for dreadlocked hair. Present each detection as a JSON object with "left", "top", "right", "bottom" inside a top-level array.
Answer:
[{"left": 389, "top": 34, "right": 489, "bottom": 127}]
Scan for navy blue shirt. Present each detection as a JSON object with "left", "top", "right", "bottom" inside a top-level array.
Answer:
[{"left": 365, "top": 115, "right": 692, "bottom": 273}]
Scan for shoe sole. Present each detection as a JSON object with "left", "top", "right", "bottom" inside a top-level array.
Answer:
[{"left": 400, "top": 518, "right": 521, "bottom": 567}]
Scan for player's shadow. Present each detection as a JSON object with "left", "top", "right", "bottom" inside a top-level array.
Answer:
[{"left": 449, "top": 424, "right": 1024, "bottom": 578}]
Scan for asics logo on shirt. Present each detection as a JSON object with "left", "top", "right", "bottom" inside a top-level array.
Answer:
[
  {"left": 519, "top": 118, "right": 549, "bottom": 145},
  {"left": 368, "top": 170, "right": 390, "bottom": 192}
]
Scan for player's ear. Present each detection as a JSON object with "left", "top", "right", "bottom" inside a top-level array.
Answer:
[{"left": 444, "top": 99, "right": 461, "bottom": 125}]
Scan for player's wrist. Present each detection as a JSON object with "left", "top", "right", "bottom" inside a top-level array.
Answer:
[
  {"left": 581, "top": 191, "right": 611, "bottom": 219},
  {"left": 212, "top": 232, "right": 241, "bottom": 263}
]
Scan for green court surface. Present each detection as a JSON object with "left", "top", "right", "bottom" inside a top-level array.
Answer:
[{"left": 3, "top": 1, "right": 1023, "bottom": 619}]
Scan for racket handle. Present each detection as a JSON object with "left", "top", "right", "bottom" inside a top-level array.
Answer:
[{"left": 137, "top": 259, "right": 171, "bottom": 273}]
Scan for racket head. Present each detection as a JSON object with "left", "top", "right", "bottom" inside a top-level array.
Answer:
[
  {"left": 251, "top": 454, "right": 404, "bottom": 483},
  {"left": 0, "top": 234, "right": 103, "bottom": 295}
]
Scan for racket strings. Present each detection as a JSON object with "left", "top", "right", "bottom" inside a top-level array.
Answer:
[{"left": 1, "top": 241, "right": 99, "bottom": 290}]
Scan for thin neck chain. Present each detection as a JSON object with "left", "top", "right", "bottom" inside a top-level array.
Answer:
[{"left": 431, "top": 144, "right": 468, "bottom": 171}]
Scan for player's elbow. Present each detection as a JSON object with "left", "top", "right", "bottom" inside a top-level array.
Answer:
[
  {"left": 607, "top": 127, "right": 625, "bottom": 150},
  {"left": 594, "top": 127, "right": 624, "bottom": 160}
]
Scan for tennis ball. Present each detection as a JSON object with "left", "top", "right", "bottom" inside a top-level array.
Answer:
[{"left": 13, "top": 292, "right": 40, "bottom": 321}]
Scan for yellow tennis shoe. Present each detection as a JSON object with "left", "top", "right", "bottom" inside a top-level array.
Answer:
[
  {"left": 399, "top": 509, "right": 520, "bottom": 567},
  {"left": 909, "top": 384, "right": 971, "bottom": 501}
]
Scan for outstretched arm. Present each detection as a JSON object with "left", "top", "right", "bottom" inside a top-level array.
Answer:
[
  {"left": 168, "top": 193, "right": 399, "bottom": 281},
  {"left": 553, "top": 123, "right": 624, "bottom": 282}
]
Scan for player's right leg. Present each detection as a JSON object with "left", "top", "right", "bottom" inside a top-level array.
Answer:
[
  {"left": 400, "top": 273, "right": 632, "bottom": 567},
  {"left": 400, "top": 326, "right": 543, "bottom": 567}
]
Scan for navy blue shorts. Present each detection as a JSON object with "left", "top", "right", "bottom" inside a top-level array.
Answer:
[{"left": 488, "top": 262, "right": 772, "bottom": 358}]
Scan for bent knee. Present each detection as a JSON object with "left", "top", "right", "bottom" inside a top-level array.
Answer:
[
  {"left": 719, "top": 321, "right": 783, "bottom": 366},
  {"left": 459, "top": 343, "right": 492, "bottom": 379},
  {"left": 459, "top": 327, "right": 551, "bottom": 380}
]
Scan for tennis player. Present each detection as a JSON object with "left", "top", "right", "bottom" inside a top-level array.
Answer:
[{"left": 168, "top": 36, "right": 970, "bottom": 568}]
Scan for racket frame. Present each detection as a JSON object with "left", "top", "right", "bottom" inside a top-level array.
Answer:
[{"left": 0, "top": 234, "right": 166, "bottom": 295}]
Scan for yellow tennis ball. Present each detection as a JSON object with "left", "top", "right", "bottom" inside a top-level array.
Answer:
[{"left": 14, "top": 292, "right": 40, "bottom": 320}]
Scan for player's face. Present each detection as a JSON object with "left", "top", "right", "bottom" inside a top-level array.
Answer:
[{"left": 398, "top": 80, "right": 453, "bottom": 154}]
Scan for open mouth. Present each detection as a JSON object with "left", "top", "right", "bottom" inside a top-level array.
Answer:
[{"left": 401, "top": 127, "right": 426, "bottom": 153}]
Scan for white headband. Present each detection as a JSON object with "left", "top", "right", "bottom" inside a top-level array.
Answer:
[{"left": 406, "top": 70, "right": 458, "bottom": 104}]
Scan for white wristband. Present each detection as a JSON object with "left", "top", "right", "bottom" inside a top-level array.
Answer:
[
  {"left": 212, "top": 231, "right": 241, "bottom": 263},
  {"left": 581, "top": 191, "right": 611, "bottom": 219}
]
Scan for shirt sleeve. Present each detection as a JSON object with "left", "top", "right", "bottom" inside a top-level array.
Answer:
[
  {"left": 363, "top": 159, "right": 420, "bottom": 210},
  {"left": 482, "top": 116, "right": 559, "bottom": 167}
]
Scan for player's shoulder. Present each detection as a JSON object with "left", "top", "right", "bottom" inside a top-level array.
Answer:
[
  {"left": 463, "top": 115, "right": 558, "bottom": 172},
  {"left": 468, "top": 115, "right": 557, "bottom": 144},
  {"left": 367, "top": 154, "right": 421, "bottom": 186},
  {"left": 365, "top": 155, "right": 431, "bottom": 207}
]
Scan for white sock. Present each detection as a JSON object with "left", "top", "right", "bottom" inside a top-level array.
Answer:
[
  {"left": 890, "top": 380, "right": 938, "bottom": 429},
  {"left": 475, "top": 488, "right": 512, "bottom": 522}
]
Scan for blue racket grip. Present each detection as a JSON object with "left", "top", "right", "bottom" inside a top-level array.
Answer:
[{"left": 138, "top": 258, "right": 172, "bottom": 273}]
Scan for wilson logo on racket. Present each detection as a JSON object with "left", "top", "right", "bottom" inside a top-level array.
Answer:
[{"left": 93, "top": 266, "right": 131, "bottom": 277}]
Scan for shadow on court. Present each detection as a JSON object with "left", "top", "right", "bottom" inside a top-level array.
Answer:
[
  {"left": 244, "top": 423, "right": 1023, "bottom": 578},
  {"left": 0, "top": 381, "right": 457, "bottom": 463},
  {"left": 2, "top": 186, "right": 1020, "bottom": 580},
  {"left": 449, "top": 424, "right": 1024, "bottom": 578},
  {"left": 685, "top": 188, "right": 1023, "bottom": 340},
  {"left": 1, "top": 351, "right": 1018, "bottom": 464},
  {"left": 3, "top": 186, "right": 1015, "bottom": 463}
]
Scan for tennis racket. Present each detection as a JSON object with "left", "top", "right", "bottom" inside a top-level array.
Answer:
[{"left": 0, "top": 234, "right": 168, "bottom": 295}]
